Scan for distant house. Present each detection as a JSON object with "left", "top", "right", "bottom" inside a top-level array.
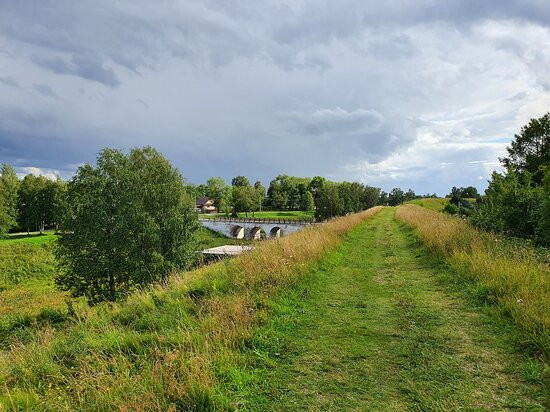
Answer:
[{"left": 196, "top": 197, "right": 216, "bottom": 213}]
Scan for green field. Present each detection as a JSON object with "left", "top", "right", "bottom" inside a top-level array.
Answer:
[
  {"left": 200, "top": 210, "right": 315, "bottom": 220},
  {"left": 405, "top": 197, "right": 449, "bottom": 212}
]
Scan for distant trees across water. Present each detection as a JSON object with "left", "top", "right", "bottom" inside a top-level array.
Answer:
[{"left": 188, "top": 174, "right": 431, "bottom": 221}]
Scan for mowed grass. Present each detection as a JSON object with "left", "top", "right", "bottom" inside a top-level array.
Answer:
[
  {"left": 396, "top": 205, "right": 550, "bottom": 358},
  {"left": 0, "top": 208, "right": 381, "bottom": 410},
  {"left": 201, "top": 210, "right": 315, "bottom": 220},
  {"left": 236, "top": 208, "right": 547, "bottom": 410},
  {"left": 406, "top": 197, "right": 449, "bottom": 212}
]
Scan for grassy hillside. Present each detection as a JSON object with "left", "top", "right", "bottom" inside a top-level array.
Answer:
[
  {"left": 0, "top": 207, "right": 381, "bottom": 410},
  {"left": 406, "top": 197, "right": 449, "bottom": 212},
  {"left": 396, "top": 204, "right": 550, "bottom": 357},
  {"left": 0, "top": 227, "right": 251, "bottom": 352}
]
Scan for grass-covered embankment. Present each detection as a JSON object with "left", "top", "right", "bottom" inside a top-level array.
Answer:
[
  {"left": 396, "top": 204, "right": 550, "bottom": 358},
  {"left": 405, "top": 197, "right": 449, "bottom": 212},
  {"left": 0, "top": 207, "right": 381, "bottom": 410},
  {"left": 237, "top": 208, "right": 546, "bottom": 410}
]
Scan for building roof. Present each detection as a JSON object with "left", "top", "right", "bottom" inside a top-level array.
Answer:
[{"left": 196, "top": 196, "right": 210, "bottom": 206}]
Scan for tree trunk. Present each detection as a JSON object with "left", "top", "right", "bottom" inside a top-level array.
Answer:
[{"left": 109, "top": 273, "right": 116, "bottom": 302}]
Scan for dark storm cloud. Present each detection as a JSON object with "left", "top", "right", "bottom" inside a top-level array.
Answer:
[{"left": 0, "top": 1, "right": 549, "bottom": 193}]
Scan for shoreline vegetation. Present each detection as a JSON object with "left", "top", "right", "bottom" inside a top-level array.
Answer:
[
  {"left": 396, "top": 204, "right": 550, "bottom": 359},
  {"left": 0, "top": 207, "right": 382, "bottom": 410}
]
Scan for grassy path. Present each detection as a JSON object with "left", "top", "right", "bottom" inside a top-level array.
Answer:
[{"left": 240, "top": 208, "right": 546, "bottom": 410}]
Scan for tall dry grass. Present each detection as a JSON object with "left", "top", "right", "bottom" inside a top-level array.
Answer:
[
  {"left": 396, "top": 205, "right": 550, "bottom": 357},
  {"left": 0, "top": 207, "right": 382, "bottom": 411}
]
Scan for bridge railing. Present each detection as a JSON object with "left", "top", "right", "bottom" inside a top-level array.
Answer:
[{"left": 198, "top": 216, "right": 315, "bottom": 225}]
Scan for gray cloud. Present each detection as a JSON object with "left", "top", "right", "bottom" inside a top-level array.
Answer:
[
  {"left": 0, "top": 1, "right": 549, "bottom": 194},
  {"left": 0, "top": 77, "right": 20, "bottom": 89},
  {"left": 33, "top": 84, "right": 58, "bottom": 99}
]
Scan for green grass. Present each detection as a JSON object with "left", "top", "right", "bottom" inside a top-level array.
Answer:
[
  {"left": 1, "top": 208, "right": 547, "bottom": 409},
  {"left": 196, "top": 227, "right": 252, "bottom": 250},
  {"left": 0, "top": 231, "right": 57, "bottom": 245},
  {"left": 406, "top": 197, "right": 449, "bottom": 212},
  {"left": 0, "top": 208, "right": 380, "bottom": 410},
  {"left": 233, "top": 208, "right": 547, "bottom": 410},
  {"left": 200, "top": 210, "right": 315, "bottom": 220}
]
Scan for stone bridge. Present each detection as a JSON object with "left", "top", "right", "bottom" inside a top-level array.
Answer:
[{"left": 199, "top": 217, "right": 314, "bottom": 240}]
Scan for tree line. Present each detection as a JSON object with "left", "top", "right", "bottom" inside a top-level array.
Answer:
[
  {"left": 188, "top": 174, "right": 429, "bottom": 220},
  {"left": 0, "top": 166, "right": 67, "bottom": 236}
]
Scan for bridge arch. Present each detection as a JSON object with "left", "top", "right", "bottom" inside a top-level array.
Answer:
[
  {"left": 250, "top": 226, "right": 267, "bottom": 240},
  {"left": 270, "top": 227, "right": 282, "bottom": 238},
  {"left": 231, "top": 225, "right": 245, "bottom": 239}
]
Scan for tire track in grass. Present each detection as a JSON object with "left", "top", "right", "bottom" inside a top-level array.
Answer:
[{"left": 238, "top": 208, "right": 545, "bottom": 411}]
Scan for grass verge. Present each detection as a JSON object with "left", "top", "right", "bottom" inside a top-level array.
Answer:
[
  {"left": 0, "top": 207, "right": 381, "bottom": 410},
  {"left": 396, "top": 204, "right": 550, "bottom": 358}
]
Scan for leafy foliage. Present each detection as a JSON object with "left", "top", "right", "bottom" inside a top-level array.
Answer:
[
  {"left": 0, "top": 164, "right": 19, "bottom": 236},
  {"left": 501, "top": 112, "right": 550, "bottom": 184},
  {"left": 55, "top": 147, "right": 200, "bottom": 303},
  {"left": 471, "top": 113, "right": 550, "bottom": 245}
]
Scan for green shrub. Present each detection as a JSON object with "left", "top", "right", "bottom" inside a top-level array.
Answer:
[{"left": 442, "top": 203, "right": 459, "bottom": 215}]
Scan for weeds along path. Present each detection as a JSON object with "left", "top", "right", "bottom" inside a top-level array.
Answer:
[{"left": 242, "top": 207, "right": 546, "bottom": 410}]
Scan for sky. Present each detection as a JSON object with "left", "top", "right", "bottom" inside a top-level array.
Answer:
[{"left": 1, "top": 1, "right": 549, "bottom": 195}]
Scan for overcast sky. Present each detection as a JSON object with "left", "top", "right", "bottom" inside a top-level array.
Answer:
[{"left": 1, "top": 1, "right": 549, "bottom": 194}]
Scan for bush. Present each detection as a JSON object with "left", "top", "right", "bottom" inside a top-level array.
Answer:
[{"left": 442, "top": 203, "right": 459, "bottom": 215}]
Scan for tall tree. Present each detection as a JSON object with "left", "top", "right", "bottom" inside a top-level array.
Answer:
[
  {"left": 388, "top": 188, "right": 405, "bottom": 206},
  {"left": 501, "top": 112, "right": 550, "bottom": 184},
  {"left": 18, "top": 174, "right": 51, "bottom": 233},
  {"left": 254, "top": 181, "right": 266, "bottom": 212},
  {"left": 232, "top": 185, "right": 256, "bottom": 216},
  {"left": 206, "top": 177, "right": 231, "bottom": 214},
  {"left": 309, "top": 176, "right": 326, "bottom": 204},
  {"left": 0, "top": 164, "right": 19, "bottom": 236},
  {"left": 300, "top": 191, "right": 315, "bottom": 212},
  {"left": 55, "top": 147, "right": 199, "bottom": 304},
  {"left": 362, "top": 186, "right": 380, "bottom": 209},
  {"left": 231, "top": 175, "right": 251, "bottom": 187},
  {"left": 315, "top": 183, "right": 343, "bottom": 220}
]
